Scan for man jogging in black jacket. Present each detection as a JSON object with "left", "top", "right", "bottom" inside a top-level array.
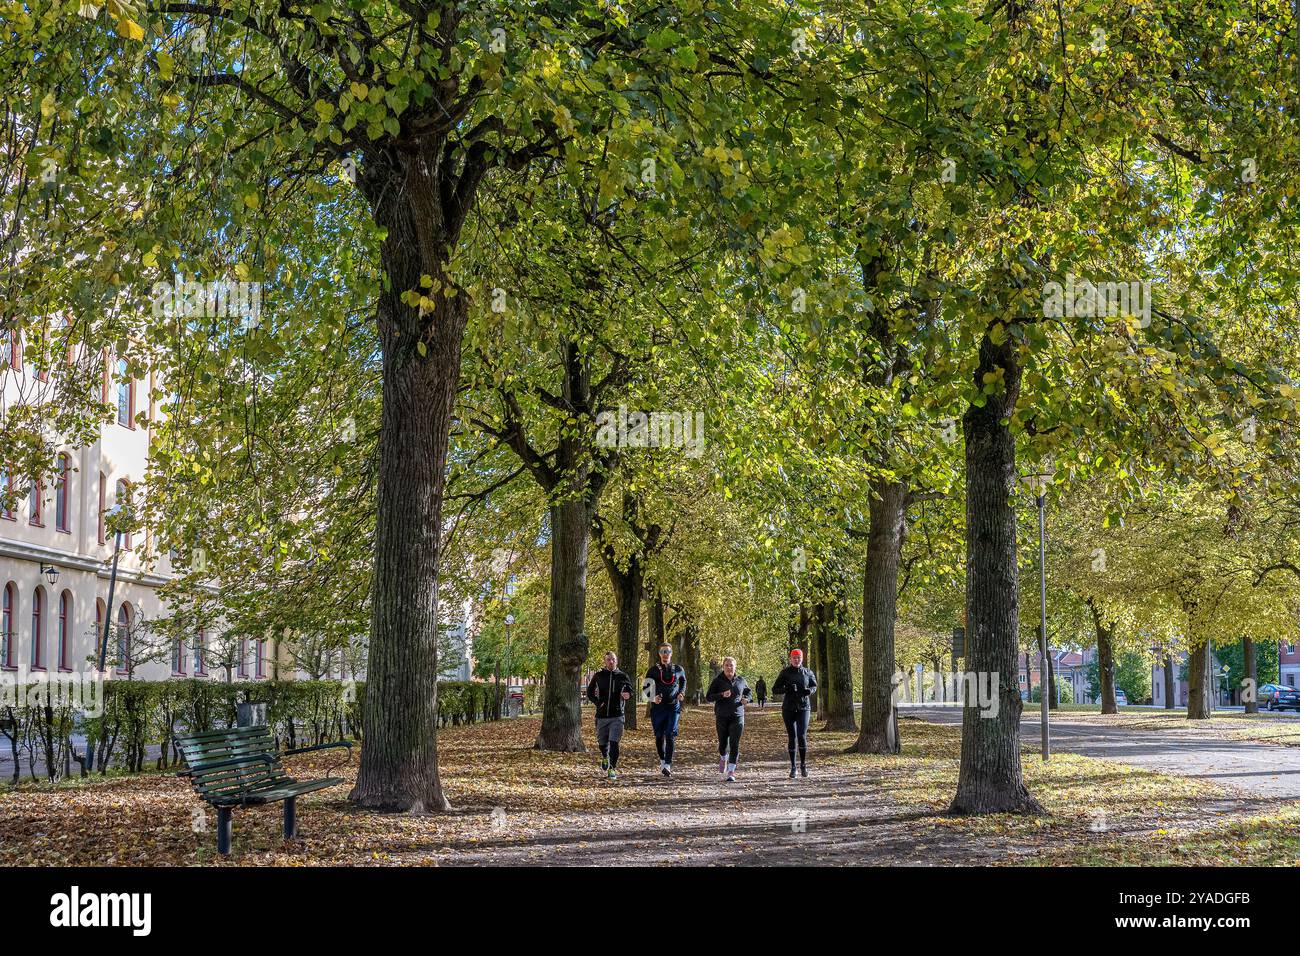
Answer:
[
  {"left": 705, "top": 656, "right": 752, "bottom": 782},
  {"left": 772, "top": 649, "right": 817, "bottom": 778},
  {"left": 645, "top": 643, "right": 687, "bottom": 775},
  {"left": 586, "top": 651, "right": 633, "bottom": 780}
]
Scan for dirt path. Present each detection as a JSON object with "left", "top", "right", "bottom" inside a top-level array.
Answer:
[{"left": 910, "top": 705, "right": 1300, "bottom": 799}]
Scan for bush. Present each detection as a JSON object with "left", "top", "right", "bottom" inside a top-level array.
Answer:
[{"left": 2, "top": 677, "right": 512, "bottom": 783}]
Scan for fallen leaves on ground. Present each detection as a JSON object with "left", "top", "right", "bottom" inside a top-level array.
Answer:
[{"left": 0, "top": 709, "right": 1283, "bottom": 866}]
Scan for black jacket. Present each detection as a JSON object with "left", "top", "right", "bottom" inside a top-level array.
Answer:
[
  {"left": 705, "top": 672, "right": 752, "bottom": 719},
  {"left": 645, "top": 662, "right": 687, "bottom": 712},
  {"left": 587, "top": 668, "right": 633, "bottom": 719},
  {"left": 772, "top": 665, "right": 817, "bottom": 712},
  {"left": 755, "top": 678, "right": 767, "bottom": 699}
]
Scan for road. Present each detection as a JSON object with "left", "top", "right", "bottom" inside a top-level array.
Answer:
[{"left": 909, "top": 705, "right": 1300, "bottom": 799}]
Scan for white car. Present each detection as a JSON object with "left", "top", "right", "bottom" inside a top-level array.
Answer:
[{"left": 1114, "top": 689, "right": 1129, "bottom": 706}]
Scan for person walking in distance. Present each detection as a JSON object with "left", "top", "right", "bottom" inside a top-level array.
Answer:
[
  {"left": 586, "top": 651, "right": 633, "bottom": 780},
  {"left": 755, "top": 676, "right": 767, "bottom": 709},
  {"left": 773, "top": 649, "right": 817, "bottom": 778},
  {"left": 705, "top": 656, "right": 752, "bottom": 782},
  {"left": 646, "top": 643, "right": 687, "bottom": 776}
]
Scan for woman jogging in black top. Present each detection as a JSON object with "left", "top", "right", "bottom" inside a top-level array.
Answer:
[
  {"left": 772, "top": 648, "right": 817, "bottom": 778},
  {"left": 704, "top": 657, "right": 752, "bottom": 782}
]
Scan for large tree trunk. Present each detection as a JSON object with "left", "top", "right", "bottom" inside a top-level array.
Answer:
[
  {"left": 535, "top": 497, "right": 591, "bottom": 751},
  {"left": 674, "top": 616, "right": 703, "bottom": 706},
  {"left": 1089, "top": 600, "right": 1117, "bottom": 715},
  {"left": 811, "top": 603, "right": 829, "bottom": 715},
  {"left": 1243, "top": 638, "right": 1258, "bottom": 714},
  {"left": 950, "top": 334, "right": 1040, "bottom": 815},
  {"left": 1163, "top": 656, "right": 1175, "bottom": 709},
  {"left": 1186, "top": 641, "right": 1213, "bottom": 719},
  {"left": 350, "top": 157, "right": 464, "bottom": 811},
  {"left": 822, "top": 591, "right": 857, "bottom": 732},
  {"left": 851, "top": 479, "right": 907, "bottom": 753},
  {"left": 601, "top": 550, "right": 642, "bottom": 730}
]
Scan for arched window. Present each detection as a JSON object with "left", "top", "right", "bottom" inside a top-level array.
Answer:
[
  {"left": 115, "top": 479, "right": 132, "bottom": 550},
  {"left": 28, "top": 478, "right": 42, "bottom": 526},
  {"left": 116, "top": 602, "right": 132, "bottom": 673},
  {"left": 1, "top": 583, "right": 14, "bottom": 669},
  {"left": 31, "top": 587, "right": 44, "bottom": 669},
  {"left": 194, "top": 628, "right": 206, "bottom": 676},
  {"left": 57, "top": 590, "right": 70, "bottom": 670},
  {"left": 116, "top": 358, "right": 134, "bottom": 428},
  {"left": 54, "top": 454, "right": 70, "bottom": 532}
]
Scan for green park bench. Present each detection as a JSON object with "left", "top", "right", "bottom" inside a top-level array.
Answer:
[{"left": 175, "top": 725, "right": 351, "bottom": 855}]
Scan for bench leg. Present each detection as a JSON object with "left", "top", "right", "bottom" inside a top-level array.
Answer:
[
  {"left": 216, "top": 807, "right": 232, "bottom": 856},
  {"left": 283, "top": 797, "right": 297, "bottom": 840}
]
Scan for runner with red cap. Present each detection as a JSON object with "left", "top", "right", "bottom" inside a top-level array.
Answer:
[{"left": 772, "top": 648, "right": 817, "bottom": 778}]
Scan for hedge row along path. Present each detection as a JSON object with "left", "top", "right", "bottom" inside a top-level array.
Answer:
[{"left": 0, "top": 709, "right": 1289, "bottom": 866}]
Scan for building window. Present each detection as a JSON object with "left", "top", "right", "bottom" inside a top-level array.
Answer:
[
  {"left": 1, "top": 583, "right": 13, "bottom": 669},
  {"left": 97, "top": 472, "right": 106, "bottom": 544},
  {"left": 116, "top": 358, "right": 134, "bottom": 428},
  {"left": 28, "top": 479, "right": 42, "bottom": 526},
  {"left": 237, "top": 638, "right": 248, "bottom": 678},
  {"left": 255, "top": 639, "right": 266, "bottom": 679},
  {"left": 3, "top": 328, "right": 19, "bottom": 371},
  {"left": 115, "top": 479, "right": 132, "bottom": 549},
  {"left": 171, "top": 636, "right": 185, "bottom": 675},
  {"left": 194, "top": 629, "right": 206, "bottom": 676},
  {"left": 0, "top": 471, "right": 13, "bottom": 520},
  {"left": 57, "top": 591, "right": 70, "bottom": 671},
  {"left": 116, "top": 603, "right": 131, "bottom": 673},
  {"left": 54, "top": 454, "right": 70, "bottom": 532},
  {"left": 30, "top": 587, "right": 44, "bottom": 669}
]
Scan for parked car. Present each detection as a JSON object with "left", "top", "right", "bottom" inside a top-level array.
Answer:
[
  {"left": 1114, "top": 689, "right": 1128, "bottom": 706},
  {"left": 1260, "top": 683, "right": 1300, "bottom": 711}
]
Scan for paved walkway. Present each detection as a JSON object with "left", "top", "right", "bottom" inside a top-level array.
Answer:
[{"left": 910, "top": 706, "right": 1300, "bottom": 799}]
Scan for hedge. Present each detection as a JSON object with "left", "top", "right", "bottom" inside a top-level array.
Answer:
[{"left": 1, "top": 678, "right": 532, "bottom": 783}]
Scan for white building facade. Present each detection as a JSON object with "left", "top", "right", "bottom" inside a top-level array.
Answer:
[{"left": 0, "top": 333, "right": 204, "bottom": 684}]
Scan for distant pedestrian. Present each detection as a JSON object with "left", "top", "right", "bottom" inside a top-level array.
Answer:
[{"left": 755, "top": 677, "right": 767, "bottom": 708}]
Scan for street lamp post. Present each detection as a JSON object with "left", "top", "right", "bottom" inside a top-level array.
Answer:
[{"left": 1021, "top": 461, "right": 1055, "bottom": 762}]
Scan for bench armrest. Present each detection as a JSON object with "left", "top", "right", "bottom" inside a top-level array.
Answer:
[
  {"left": 282, "top": 739, "right": 353, "bottom": 757},
  {"left": 176, "top": 752, "right": 276, "bottom": 777}
]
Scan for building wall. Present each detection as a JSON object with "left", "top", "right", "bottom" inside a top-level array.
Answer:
[{"left": 1, "top": 340, "right": 194, "bottom": 682}]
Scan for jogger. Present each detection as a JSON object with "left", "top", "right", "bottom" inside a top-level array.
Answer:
[
  {"left": 773, "top": 649, "right": 817, "bottom": 778},
  {"left": 586, "top": 651, "right": 633, "bottom": 780},
  {"left": 705, "top": 657, "right": 751, "bottom": 782},
  {"left": 645, "top": 643, "right": 687, "bottom": 775}
]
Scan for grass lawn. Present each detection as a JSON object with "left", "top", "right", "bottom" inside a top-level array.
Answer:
[
  {"left": 0, "top": 708, "right": 1287, "bottom": 865},
  {"left": 1039, "top": 805, "right": 1300, "bottom": 866},
  {"left": 1047, "top": 708, "right": 1300, "bottom": 748}
]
